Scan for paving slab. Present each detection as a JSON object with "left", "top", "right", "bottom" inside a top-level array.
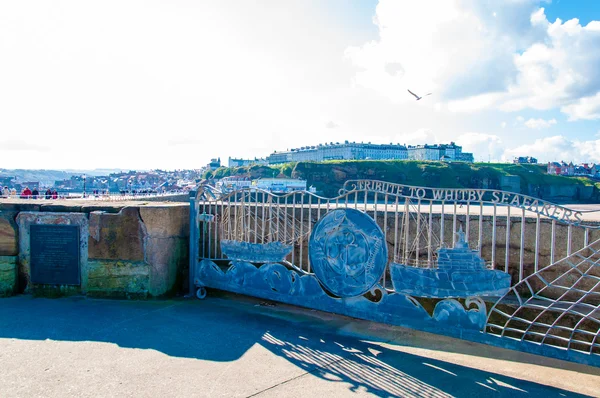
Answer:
[{"left": 0, "top": 293, "right": 599, "bottom": 397}]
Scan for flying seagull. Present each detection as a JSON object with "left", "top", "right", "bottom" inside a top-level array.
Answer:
[{"left": 407, "top": 89, "right": 432, "bottom": 101}]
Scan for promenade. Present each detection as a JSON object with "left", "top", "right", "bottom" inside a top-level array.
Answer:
[
  {"left": 4, "top": 196, "right": 600, "bottom": 222},
  {"left": 1, "top": 293, "right": 598, "bottom": 397}
]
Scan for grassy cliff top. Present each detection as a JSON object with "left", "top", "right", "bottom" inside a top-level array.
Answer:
[{"left": 204, "top": 160, "right": 599, "bottom": 199}]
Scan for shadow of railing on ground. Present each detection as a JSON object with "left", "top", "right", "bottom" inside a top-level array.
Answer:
[{"left": 0, "top": 295, "right": 597, "bottom": 397}]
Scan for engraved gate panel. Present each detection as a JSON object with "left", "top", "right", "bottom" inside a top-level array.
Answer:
[{"left": 189, "top": 180, "right": 600, "bottom": 366}]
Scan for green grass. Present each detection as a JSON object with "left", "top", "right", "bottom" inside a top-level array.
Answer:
[{"left": 204, "top": 160, "right": 599, "bottom": 200}]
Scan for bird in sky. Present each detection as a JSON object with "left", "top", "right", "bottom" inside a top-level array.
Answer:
[{"left": 407, "top": 89, "right": 432, "bottom": 101}]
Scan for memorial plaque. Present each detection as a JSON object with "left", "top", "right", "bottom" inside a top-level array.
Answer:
[{"left": 30, "top": 225, "right": 80, "bottom": 285}]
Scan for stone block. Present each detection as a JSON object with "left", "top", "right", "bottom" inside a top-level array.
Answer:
[
  {"left": 0, "top": 203, "right": 41, "bottom": 212},
  {"left": 0, "top": 212, "right": 18, "bottom": 256},
  {"left": 87, "top": 260, "right": 150, "bottom": 298},
  {"left": 81, "top": 204, "right": 127, "bottom": 214},
  {"left": 139, "top": 206, "right": 189, "bottom": 238},
  {"left": 146, "top": 236, "right": 188, "bottom": 296},
  {"left": 39, "top": 204, "right": 83, "bottom": 213},
  {"left": 0, "top": 256, "right": 17, "bottom": 297},
  {"left": 88, "top": 207, "right": 146, "bottom": 261}
]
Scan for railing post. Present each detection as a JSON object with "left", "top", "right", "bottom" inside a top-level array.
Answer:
[{"left": 188, "top": 190, "right": 198, "bottom": 297}]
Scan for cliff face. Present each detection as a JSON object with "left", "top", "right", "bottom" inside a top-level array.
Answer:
[
  {"left": 292, "top": 161, "right": 599, "bottom": 202},
  {"left": 210, "top": 161, "right": 600, "bottom": 203}
]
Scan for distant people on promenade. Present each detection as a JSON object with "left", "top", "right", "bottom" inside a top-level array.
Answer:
[
  {"left": 20, "top": 187, "right": 32, "bottom": 199},
  {"left": 2, "top": 186, "right": 9, "bottom": 197},
  {"left": 14, "top": 187, "right": 60, "bottom": 199}
]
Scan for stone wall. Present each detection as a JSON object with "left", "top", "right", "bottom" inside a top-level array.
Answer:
[
  {"left": 2, "top": 197, "right": 599, "bottom": 299},
  {"left": 0, "top": 256, "right": 17, "bottom": 297},
  {"left": 0, "top": 209, "right": 18, "bottom": 297},
  {"left": 0, "top": 201, "right": 189, "bottom": 298}
]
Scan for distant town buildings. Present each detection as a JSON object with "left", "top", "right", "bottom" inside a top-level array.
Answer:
[
  {"left": 215, "top": 176, "right": 253, "bottom": 191},
  {"left": 253, "top": 178, "right": 309, "bottom": 192},
  {"left": 215, "top": 176, "right": 312, "bottom": 194},
  {"left": 513, "top": 156, "right": 538, "bottom": 164},
  {"left": 206, "top": 158, "right": 221, "bottom": 171},
  {"left": 0, "top": 169, "right": 203, "bottom": 195},
  {"left": 407, "top": 143, "right": 472, "bottom": 162},
  {"left": 264, "top": 141, "right": 473, "bottom": 164},
  {"left": 228, "top": 157, "right": 268, "bottom": 168},
  {"left": 546, "top": 161, "right": 600, "bottom": 177},
  {"left": 20, "top": 181, "right": 40, "bottom": 190},
  {"left": 0, "top": 176, "right": 15, "bottom": 187},
  {"left": 547, "top": 161, "right": 575, "bottom": 176}
]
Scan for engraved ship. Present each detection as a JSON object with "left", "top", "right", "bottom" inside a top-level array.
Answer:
[
  {"left": 218, "top": 192, "right": 300, "bottom": 263},
  {"left": 390, "top": 229, "right": 511, "bottom": 298},
  {"left": 220, "top": 240, "right": 292, "bottom": 263}
]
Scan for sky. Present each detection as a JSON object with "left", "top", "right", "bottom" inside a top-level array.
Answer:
[{"left": 1, "top": 0, "right": 600, "bottom": 170}]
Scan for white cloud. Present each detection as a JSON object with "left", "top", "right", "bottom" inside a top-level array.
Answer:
[
  {"left": 501, "top": 122, "right": 507, "bottom": 128},
  {"left": 394, "top": 129, "right": 438, "bottom": 146},
  {"left": 523, "top": 117, "right": 557, "bottom": 129},
  {"left": 0, "top": 140, "right": 49, "bottom": 152},
  {"left": 447, "top": 93, "right": 504, "bottom": 113},
  {"left": 0, "top": 1, "right": 370, "bottom": 169},
  {"left": 456, "top": 133, "right": 504, "bottom": 162},
  {"left": 561, "top": 93, "right": 600, "bottom": 121},
  {"left": 347, "top": 2, "right": 600, "bottom": 117},
  {"left": 1, "top": 1, "right": 598, "bottom": 170},
  {"left": 503, "top": 135, "right": 600, "bottom": 163},
  {"left": 325, "top": 121, "right": 339, "bottom": 129}
]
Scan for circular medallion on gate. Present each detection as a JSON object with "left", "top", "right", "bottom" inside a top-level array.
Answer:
[{"left": 309, "top": 208, "right": 388, "bottom": 297}]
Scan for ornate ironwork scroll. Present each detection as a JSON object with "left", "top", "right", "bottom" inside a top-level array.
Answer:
[{"left": 190, "top": 179, "right": 600, "bottom": 367}]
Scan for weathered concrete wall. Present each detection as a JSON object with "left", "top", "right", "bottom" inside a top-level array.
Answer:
[
  {"left": 0, "top": 209, "right": 18, "bottom": 296},
  {"left": 0, "top": 201, "right": 189, "bottom": 298},
  {"left": 0, "top": 256, "right": 17, "bottom": 297},
  {"left": 87, "top": 206, "right": 189, "bottom": 298},
  {"left": 500, "top": 175, "right": 520, "bottom": 192}
]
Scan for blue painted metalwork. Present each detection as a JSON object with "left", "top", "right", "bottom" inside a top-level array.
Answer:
[
  {"left": 309, "top": 208, "right": 387, "bottom": 297},
  {"left": 390, "top": 229, "right": 511, "bottom": 298},
  {"left": 221, "top": 240, "right": 293, "bottom": 263},
  {"left": 194, "top": 259, "right": 486, "bottom": 332},
  {"left": 188, "top": 191, "right": 199, "bottom": 298},
  {"left": 341, "top": 179, "right": 590, "bottom": 226},
  {"left": 190, "top": 181, "right": 600, "bottom": 367}
]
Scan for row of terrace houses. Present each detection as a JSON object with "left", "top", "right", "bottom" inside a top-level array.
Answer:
[
  {"left": 265, "top": 141, "right": 473, "bottom": 164},
  {"left": 228, "top": 157, "right": 268, "bottom": 168},
  {"left": 547, "top": 162, "right": 600, "bottom": 177}
]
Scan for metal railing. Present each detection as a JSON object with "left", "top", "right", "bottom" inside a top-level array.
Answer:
[
  {"left": 191, "top": 180, "right": 600, "bottom": 360},
  {"left": 194, "top": 181, "right": 600, "bottom": 286}
]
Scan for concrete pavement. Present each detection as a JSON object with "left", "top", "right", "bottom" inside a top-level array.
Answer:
[{"left": 0, "top": 293, "right": 599, "bottom": 397}]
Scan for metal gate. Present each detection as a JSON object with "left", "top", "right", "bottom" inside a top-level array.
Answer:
[{"left": 189, "top": 180, "right": 600, "bottom": 367}]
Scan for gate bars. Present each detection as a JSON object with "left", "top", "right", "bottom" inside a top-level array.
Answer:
[{"left": 189, "top": 180, "right": 600, "bottom": 366}]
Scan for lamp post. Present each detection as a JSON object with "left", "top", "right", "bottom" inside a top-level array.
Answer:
[{"left": 82, "top": 174, "right": 87, "bottom": 198}]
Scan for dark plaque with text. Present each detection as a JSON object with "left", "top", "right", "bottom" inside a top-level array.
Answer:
[{"left": 30, "top": 225, "right": 80, "bottom": 285}]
